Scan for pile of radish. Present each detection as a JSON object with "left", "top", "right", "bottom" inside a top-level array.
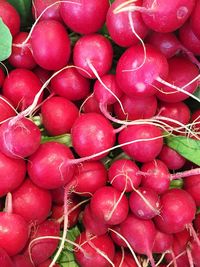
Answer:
[{"left": 0, "top": 0, "right": 200, "bottom": 266}]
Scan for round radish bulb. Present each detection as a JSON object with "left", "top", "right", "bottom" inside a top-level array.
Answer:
[
  {"left": 142, "top": 0, "right": 195, "bottom": 33},
  {"left": 12, "top": 179, "right": 52, "bottom": 224},
  {"left": 0, "top": 96, "right": 16, "bottom": 123},
  {"left": 113, "top": 251, "right": 137, "bottom": 267},
  {"left": 73, "top": 34, "right": 113, "bottom": 79},
  {"left": 25, "top": 220, "right": 60, "bottom": 265},
  {"left": 82, "top": 94, "right": 102, "bottom": 114},
  {"left": 129, "top": 187, "right": 160, "bottom": 219},
  {"left": 0, "top": 117, "right": 41, "bottom": 159},
  {"left": 50, "top": 67, "right": 90, "bottom": 101},
  {"left": 108, "top": 159, "right": 142, "bottom": 192},
  {"left": 106, "top": 0, "right": 148, "bottom": 47},
  {"left": 12, "top": 254, "right": 34, "bottom": 267},
  {"left": 74, "top": 232, "right": 115, "bottom": 267},
  {"left": 0, "top": 247, "right": 14, "bottom": 267},
  {"left": 183, "top": 174, "right": 200, "bottom": 206},
  {"left": 141, "top": 159, "right": 170, "bottom": 194},
  {"left": 152, "top": 230, "right": 173, "bottom": 254},
  {"left": 27, "top": 142, "right": 75, "bottom": 189},
  {"left": 41, "top": 96, "right": 79, "bottom": 136},
  {"left": 146, "top": 32, "right": 181, "bottom": 59},
  {"left": 90, "top": 186, "right": 129, "bottom": 225},
  {"left": 116, "top": 44, "right": 169, "bottom": 97},
  {"left": 179, "top": 21, "right": 200, "bottom": 56},
  {"left": 114, "top": 94, "right": 157, "bottom": 120},
  {"left": 156, "top": 56, "right": 199, "bottom": 102},
  {"left": 71, "top": 113, "right": 115, "bottom": 160},
  {"left": 60, "top": 0, "right": 109, "bottom": 34},
  {"left": 8, "top": 32, "right": 37, "bottom": 69},
  {"left": 0, "top": 1, "right": 20, "bottom": 36},
  {"left": 191, "top": 0, "right": 200, "bottom": 39},
  {"left": 73, "top": 161, "right": 107, "bottom": 197},
  {"left": 0, "top": 152, "right": 26, "bottom": 197},
  {"left": 32, "top": 0, "right": 62, "bottom": 21},
  {"left": 0, "top": 212, "right": 29, "bottom": 256},
  {"left": 118, "top": 124, "right": 163, "bottom": 163},
  {"left": 2, "top": 69, "right": 43, "bottom": 111},
  {"left": 30, "top": 20, "right": 71, "bottom": 70},
  {"left": 154, "top": 188, "right": 196, "bottom": 234},
  {"left": 158, "top": 145, "right": 186, "bottom": 170}
]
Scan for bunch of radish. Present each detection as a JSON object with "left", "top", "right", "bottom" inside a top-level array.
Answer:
[{"left": 0, "top": 0, "right": 200, "bottom": 266}]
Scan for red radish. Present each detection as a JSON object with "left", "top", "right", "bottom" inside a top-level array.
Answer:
[
  {"left": 74, "top": 232, "right": 115, "bottom": 267},
  {"left": 154, "top": 188, "right": 196, "bottom": 234},
  {"left": 26, "top": 220, "right": 60, "bottom": 265},
  {"left": 12, "top": 179, "right": 52, "bottom": 224},
  {"left": 82, "top": 205, "right": 109, "bottom": 236},
  {"left": 0, "top": 1, "right": 20, "bottom": 36},
  {"left": 106, "top": 0, "right": 148, "bottom": 47},
  {"left": 90, "top": 186, "right": 129, "bottom": 225},
  {"left": 73, "top": 34, "right": 113, "bottom": 79},
  {"left": 113, "top": 250, "right": 137, "bottom": 267},
  {"left": 114, "top": 94, "right": 157, "bottom": 121},
  {"left": 190, "top": 235, "right": 200, "bottom": 267},
  {"left": 129, "top": 187, "right": 160, "bottom": 219},
  {"left": 116, "top": 44, "right": 169, "bottom": 97},
  {"left": 142, "top": 0, "right": 195, "bottom": 33},
  {"left": 108, "top": 159, "right": 142, "bottom": 192},
  {"left": 71, "top": 113, "right": 116, "bottom": 160},
  {"left": 156, "top": 56, "right": 199, "bottom": 103},
  {"left": 2, "top": 69, "right": 43, "bottom": 111},
  {"left": 0, "top": 117, "right": 41, "bottom": 159},
  {"left": 152, "top": 230, "right": 173, "bottom": 254},
  {"left": 50, "top": 67, "right": 90, "bottom": 101},
  {"left": 0, "top": 68, "right": 5, "bottom": 88},
  {"left": 51, "top": 187, "right": 64, "bottom": 205},
  {"left": 32, "top": 0, "right": 62, "bottom": 21},
  {"left": 73, "top": 161, "right": 107, "bottom": 197},
  {"left": 60, "top": 0, "right": 109, "bottom": 34},
  {"left": 36, "top": 259, "right": 60, "bottom": 267},
  {"left": 0, "top": 96, "right": 16, "bottom": 122},
  {"left": 158, "top": 145, "right": 186, "bottom": 170},
  {"left": 9, "top": 32, "right": 37, "bottom": 69},
  {"left": 0, "top": 247, "right": 14, "bottom": 267},
  {"left": 0, "top": 151, "right": 26, "bottom": 197},
  {"left": 118, "top": 124, "right": 163, "bottom": 163},
  {"left": 183, "top": 174, "right": 200, "bottom": 206},
  {"left": 34, "top": 66, "right": 52, "bottom": 85},
  {"left": 109, "top": 225, "right": 127, "bottom": 247},
  {"left": 12, "top": 254, "right": 34, "bottom": 267},
  {"left": 27, "top": 142, "right": 75, "bottom": 189},
  {"left": 191, "top": 0, "right": 200, "bottom": 39},
  {"left": 82, "top": 94, "right": 102, "bottom": 114},
  {"left": 30, "top": 20, "right": 71, "bottom": 70},
  {"left": 41, "top": 96, "right": 79, "bottom": 136},
  {"left": 120, "top": 213, "right": 156, "bottom": 266}
]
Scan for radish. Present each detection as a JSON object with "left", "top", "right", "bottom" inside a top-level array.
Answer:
[
  {"left": 41, "top": 96, "right": 79, "bottom": 136},
  {"left": 32, "top": 0, "right": 62, "bottom": 21},
  {"left": 0, "top": 68, "right": 5, "bottom": 88},
  {"left": 0, "top": 1, "right": 20, "bottom": 36},
  {"left": 12, "top": 178, "right": 52, "bottom": 224},
  {"left": 113, "top": 250, "right": 137, "bottom": 267},
  {"left": 118, "top": 124, "right": 163, "bottom": 163},
  {"left": 9, "top": 32, "right": 37, "bottom": 69},
  {"left": 109, "top": 225, "right": 127, "bottom": 247},
  {"left": 73, "top": 34, "right": 113, "bottom": 79},
  {"left": 27, "top": 142, "right": 75, "bottom": 189},
  {"left": 0, "top": 151, "right": 26, "bottom": 197},
  {"left": 74, "top": 232, "right": 115, "bottom": 267},
  {"left": 0, "top": 117, "right": 41, "bottom": 159},
  {"left": 12, "top": 254, "right": 34, "bottom": 267},
  {"left": 51, "top": 186, "right": 64, "bottom": 205},
  {"left": 108, "top": 159, "right": 142, "bottom": 192},
  {"left": 183, "top": 174, "right": 200, "bottom": 206},
  {"left": 120, "top": 213, "right": 156, "bottom": 266},
  {"left": 2, "top": 69, "right": 43, "bottom": 111},
  {"left": 50, "top": 67, "right": 90, "bottom": 101},
  {"left": 90, "top": 186, "right": 129, "bottom": 225},
  {"left": 152, "top": 230, "right": 173, "bottom": 254},
  {"left": 0, "top": 247, "right": 14, "bottom": 267},
  {"left": 60, "top": 0, "right": 109, "bottom": 34},
  {"left": 190, "top": 235, "right": 200, "bottom": 267},
  {"left": 116, "top": 43, "right": 169, "bottom": 97},
  {"left": 71, "top": 113, "right": 116, "bottom": 160},
  {"left": 154, "top": 188, "right": 196, "bottom": 234},
  {"left": 36, "top": 259, "right": 60, "bottom": 267},
  {"left": 82, "top": 93, "right": 103, "bottom": 114},
  {"left": 30, "top": 20, "right": 71, "bottom": 70},
  {"left": 191, "top": 0, "right": 200, "bottom": 39}
]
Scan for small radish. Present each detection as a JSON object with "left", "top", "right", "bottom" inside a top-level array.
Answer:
[
  {"left": 152, "top": 230, "right": 173, "bottom": 254},
  {"left": 74, "top": 232, "right": 115, "bottom": 267},
  {"left": 113, "top": 250, "right": 137, "bottom": 267},
  {"left": 32, "top": 0, "right": 62, "bottom": 21},
  {"left": 0, "top": 117, "right": 41, "bottom": 159},
  {"left": 60, "top": 0, "right": 109, "bottom": 34},
  {"left": 73, "top": 34, "right": 113, "bottom": 79},
  {"left": 90, "top": 186, "right": 129, "bottom": 225},
  {"left": 118, "top": 124, "right": 163, "bottom": 163},
  {"left": 183, "top": 174, "right": 200, "bottom": 206},
  {"left": 30, "top": 20, "right": 71, "bottom": 70},
  {"left": 41, "top": 96, "right": 79, "bottom": 136},
  {"left": 82, "top": 94, "right": 102, "bottom": 114}
]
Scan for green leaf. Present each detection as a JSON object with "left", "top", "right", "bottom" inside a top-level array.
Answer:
[
  {"left": 7, "top": 0, "right": 32, "bottom": 27},
  {"left": 41, "top": 133, "right": 72, "bottom": 147},
  {"left": 165, "top": 135, "right": 200, "bottom": 166},
  {"left": 0, "top": 19, "right": 12, "bottom": 61}
]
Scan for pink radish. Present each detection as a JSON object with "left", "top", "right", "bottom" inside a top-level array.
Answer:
[
  {"left": 0, "top": 96, "right": 16, "bottom": 123},
  {"left": 152, "top": 230, "right": 173, "bottom": 254},
  {"left": 32, "top": 0, "right": 62, "bottom": 21},
  {"left": 113, "top": 250, "right": 137, "bottom": 267}
]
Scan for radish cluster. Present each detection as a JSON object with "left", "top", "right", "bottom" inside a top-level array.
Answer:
[{"left": 0, "top": 0, "right": 200, "bottom": 266}]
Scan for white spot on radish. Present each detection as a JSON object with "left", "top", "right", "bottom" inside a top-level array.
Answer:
[
  {"left": 135, "top": 82, "right": 146, "bottom": 92},
  {"left": 177, "top": 6, "right": 188, "bottom": 20},
  {"left": 138, "top": 210, "right": 144, "bottom": 216}
]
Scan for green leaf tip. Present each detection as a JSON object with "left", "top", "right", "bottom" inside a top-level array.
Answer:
[{"left": 0, "top": 18, "right": 12, "bottom": 61}]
